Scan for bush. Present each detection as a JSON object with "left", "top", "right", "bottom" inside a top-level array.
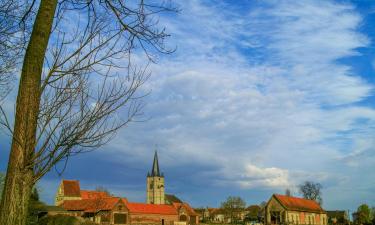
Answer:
[
  {"left": 38, "top": 215, "right": 80, "bottom": 225},
  {"left": 38, "top": 215, "right": 98, "bottom": 225}
]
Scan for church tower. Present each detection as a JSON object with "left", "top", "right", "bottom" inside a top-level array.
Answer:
[{"left": 146, "top": 151, "right": 165, "bottom": 204}]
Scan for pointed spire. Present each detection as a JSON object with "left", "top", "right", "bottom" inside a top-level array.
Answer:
[{"left": 151, "top": 151, "right": 161, "bottom": 176}]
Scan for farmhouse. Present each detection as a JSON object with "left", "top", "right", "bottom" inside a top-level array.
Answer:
[
  {"left": 52, "top": 151, "right": 198, "bottom": 225},
  {"left": 265, "top": 194, "right": 327, "bottom": 225}
]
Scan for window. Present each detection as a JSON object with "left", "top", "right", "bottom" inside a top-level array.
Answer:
[
  {"left": 101, "top": 212, "right": 110, "bottom": 223},
  {"left": 114, "top": 213, "right": 127, "bottom": 224}
]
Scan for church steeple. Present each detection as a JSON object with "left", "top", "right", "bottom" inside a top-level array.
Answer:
[
  {"left": 150, "top": 151, "right": 162, "bottom": 177},
  {"left": 146, "top": 150, "right": 165, "bottom": 204}
]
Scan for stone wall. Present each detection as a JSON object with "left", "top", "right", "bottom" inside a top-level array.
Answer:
[{"left": 146, "top": 176, "right": 165, "bottom": 204}]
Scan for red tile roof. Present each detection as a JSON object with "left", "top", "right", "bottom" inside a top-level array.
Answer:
[
  {"left": 62, "top": 197, "right": 127, "bottom": 213},
  {"left": 274, "top": 194, "right": 325, "bottom": 213},
  {"left": 80, "top": 190, "right": 110, "bottom": 199},
  {"left": 126, "top": 202, "right": 178, "bottom": 215},
  {"left": 62, "top": 180, "right": 81, "bottom": 197},
  {"left": 173, "top": 202, "right": 198, "bottom": 216},
  {"left": 62, "top": 199, "right": 92, "bottom": 211}
]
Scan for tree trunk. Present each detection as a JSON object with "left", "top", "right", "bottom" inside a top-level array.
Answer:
[{"left": 0, "top": 0, "right": 57, "bottom": 224}]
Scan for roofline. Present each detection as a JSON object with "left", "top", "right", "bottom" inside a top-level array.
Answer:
[
  {"left": 130, "top": 211, "right": 177, "bottom": 215},
  {"left": 271, "top": 194, "right": 325, "bottom": 213}
]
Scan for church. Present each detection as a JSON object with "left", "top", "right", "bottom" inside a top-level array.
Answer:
[{"left": 51, "top": 151, "right": 199, "bottom": 225}]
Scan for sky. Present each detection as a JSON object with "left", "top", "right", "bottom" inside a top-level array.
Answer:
[{"left": 1, "top": 0, "right": 375, "bottom": 212}]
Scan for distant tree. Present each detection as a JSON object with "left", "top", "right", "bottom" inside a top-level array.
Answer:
[
  {"left": 245, "top": 205, "right": 261, "bottom": 222},
  {"left": 95, "top": 186, "right": 111, "bottom": 196},
  {"left": 30, "top": 188, "right": 39, "bottom": 202},
  {"left": 27, "top": 187, "right": 46, "bottom": 225},
  {"left": 355, "top": 204, "right": 371, "bottom": 225},
  {"left": 285, "top": 188, "right": 292, "bottom": 196},
  {"left": 221, "top": 196, "right": 246, "bottom": 224},
  {"left": 0, "top": 172, "right": 4, "bottom": 199},
  {"left": 299, "top": 181, "right": 323, "bottom": 205},
  {"left": 260, "top": 201, "right": 267, "bottom": 208}
]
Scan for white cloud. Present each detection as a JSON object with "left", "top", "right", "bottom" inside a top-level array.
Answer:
[
  {"left": 238, "top": 164, "right": 290, "bottom": 189},
  {"left": 92, "top": 0, "right": 375, "bottom": 208}
]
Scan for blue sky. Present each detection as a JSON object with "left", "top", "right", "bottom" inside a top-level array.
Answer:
[{"left": 1, "top": 0, "right": 375, "bottom": 212}]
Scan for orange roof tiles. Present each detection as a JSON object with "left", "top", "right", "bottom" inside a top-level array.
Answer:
[
  {"left": 62, "top": 197, "right": 127, "bottom": 212},
  {"left": 274, "top": 194, "right": 325, "bottom": 213},
  {"left": 62, "top": 199, "right": 92, "bottom": 211},
  {"left": 172, "top": 202, "right": 198, "bottom": 216},
  {"left": 80, "top": 190, "right": 110, "bottom": 199},
  {"left": 62, "top": 180, "right": 81, "bottom": 197},
  {"left": 126, "top": 202, "right": 177, "bottom": 215}
]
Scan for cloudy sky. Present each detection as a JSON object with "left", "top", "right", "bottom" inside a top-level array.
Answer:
[{"left": 1, "top": 0, "right": 375, "bottom": 212}]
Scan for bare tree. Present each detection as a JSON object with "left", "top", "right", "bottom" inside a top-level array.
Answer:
[
  {"left": 95, "top": 186, "right": 111, "bottom": 196},
  {"left": 0, "top": 0, "right": 32, "bottom": 99},
  {"left": 298, "top": 181, "right": 323, "bottom": 205},
  {"left": 0, "top": 1, "right": 177, "bottom": 224},
  {"left": 221, "top": 196, "right": 246, "bottom": 224}
]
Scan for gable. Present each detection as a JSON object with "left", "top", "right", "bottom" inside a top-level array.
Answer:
[
  {"left": 62, "top": 180, "right": 81, "bottom": 197},
  {"left": 267, "top": 195, "right": 286, "bottom": 211}
]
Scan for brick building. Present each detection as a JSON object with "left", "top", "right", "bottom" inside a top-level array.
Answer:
[{"left": 265, "top": 194, "right": 327, "bottom": 225}]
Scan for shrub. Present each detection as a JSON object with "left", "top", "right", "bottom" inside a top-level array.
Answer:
[{"left": 38, "top": 215, "right": 80, "bottom": 225}]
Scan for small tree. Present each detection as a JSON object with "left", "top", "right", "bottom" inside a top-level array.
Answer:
[
  {"left": 95, "top": 186, "right": 111, "bottom": 196},
  {"left": 299, "top": 181, "right": 323, "bottom": 205},
  {"left": 245, "top": 205, "right": 261, "bottom": 222},
  {"left": 0, "top": 172, "right": 4, "bottom": 199},
  {"left": 355, "top": 204, "right": 371, "bottom": 225},
  {"left": 27, "top": 187, "right": 46, "bottom": 225},
  {"left": 221, "top": 196, "right": 246, "bottom": 224}
]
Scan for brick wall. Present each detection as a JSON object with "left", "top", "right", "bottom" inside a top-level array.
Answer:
[{"left": 130, "top": 213, "right": 178, "bottom": 225}]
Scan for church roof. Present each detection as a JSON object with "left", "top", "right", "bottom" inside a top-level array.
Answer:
[
  {"left": 126, "top": 202, "right": 177, "bottom": 215},
  {"left": 273, "top": 194, "right": 325, "bottom": 213},
  {"left": 150, "top": 151, "right": 162, "bottom": 177},
  {"left": 165, "top": 194, "right": 183, "bottom": 204},
  {"left": 62, "top": 180, "right": 81, "bottom": 197}
]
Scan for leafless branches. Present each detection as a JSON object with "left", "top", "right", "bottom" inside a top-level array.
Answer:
[
  {"left": 0, "top": 0, "right": 176, "bottom": 182},
  {"left": 0, "top": 0, "right": 37, "bottom": 136},
  {"left": 25, "top": 0, "right": 176, "bottom": 181}
]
